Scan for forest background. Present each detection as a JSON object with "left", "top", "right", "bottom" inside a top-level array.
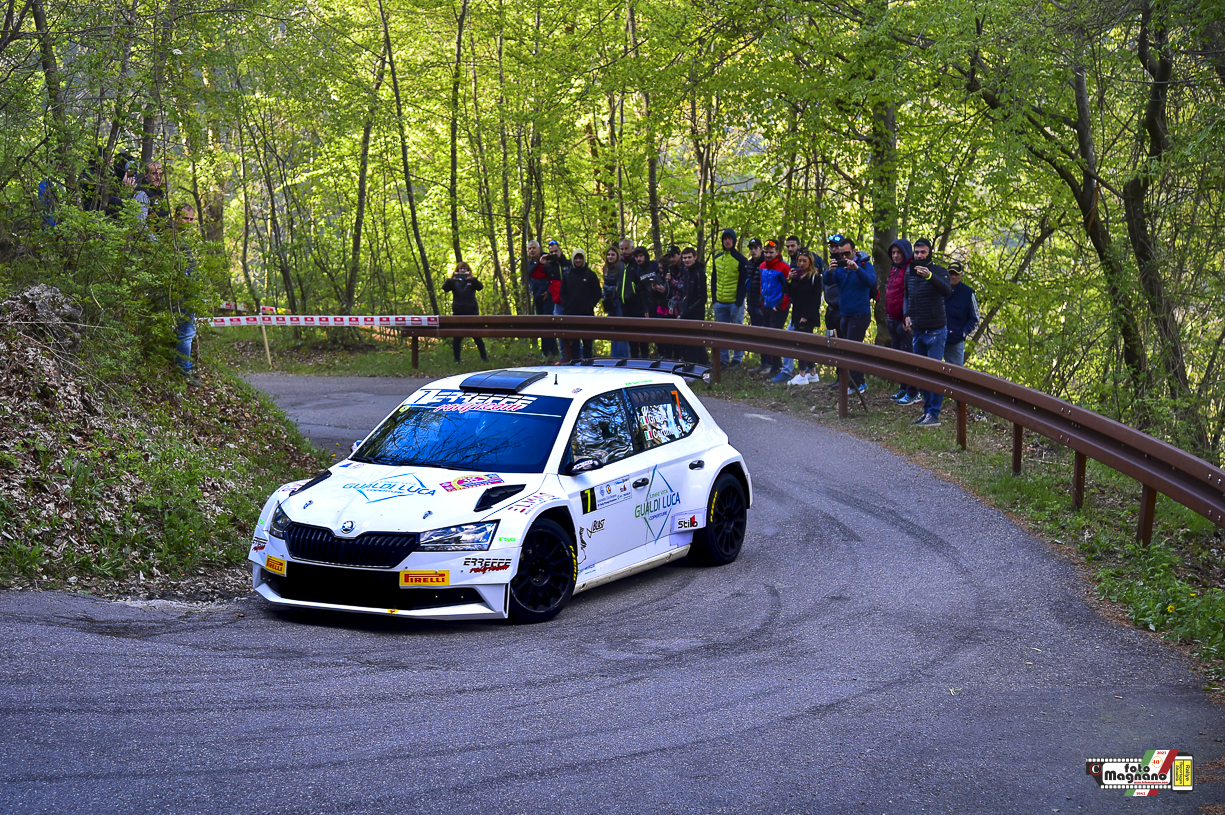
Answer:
[{"left": 0, "top": 0, "right": 1223, "bottom": 462}]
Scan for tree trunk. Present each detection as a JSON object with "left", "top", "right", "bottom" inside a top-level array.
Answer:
[
  {"left": 868, "top": 101, "right": 898, "bottom": 345},
  {"left": 448, "top": 0, "right": 470, "bottom": 265},
  {"left": 30, "top": 0, "right": 74, "bottom": 196},
  {"left": 377, "top": 0, "right": 439, "bottom": 313},
  {"left": 346, "top": 53, "right": 387, "bottom": 314}
]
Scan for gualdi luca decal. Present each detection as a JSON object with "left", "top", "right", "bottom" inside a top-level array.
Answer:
[
  {"left": 634, "top": 467, "right": 681, "bottom": 541},
  {"left": 342, "top": 472, "right": 437, "bottom": 503}
]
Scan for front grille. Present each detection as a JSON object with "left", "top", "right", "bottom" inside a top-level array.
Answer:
[
  {"left": 284, "top": 523, "right": 419, "bottom": 568},
  {"left": 264, "top": 563, "right": 484, "bottom": 611}
]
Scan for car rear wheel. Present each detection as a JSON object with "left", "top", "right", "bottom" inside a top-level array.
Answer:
[
  {"left": 689, "top": 471, "right": 747, "bottom": 566},
  {"left": 508, "top": 518, "right": 576, "bottom": 623}
]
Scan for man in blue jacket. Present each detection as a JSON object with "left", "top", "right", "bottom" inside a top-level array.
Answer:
[
  {"left": 822, "top": 235, "right": 876, "bottom": 394},
  {"left": 944, "top": 261, "right": 980, "bottom": 366}
]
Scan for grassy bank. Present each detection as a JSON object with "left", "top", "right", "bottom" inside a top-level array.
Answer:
[
  {"left": 204, "top": 328, "right": 1225, "bottom": 689},
  {"left": 0, "top": 323, "right": 329, "bottom": 601}
]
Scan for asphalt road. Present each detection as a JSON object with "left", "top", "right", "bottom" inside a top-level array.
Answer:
[{"left": 1, "top": 373, "right": 1222, "bottom": 814}]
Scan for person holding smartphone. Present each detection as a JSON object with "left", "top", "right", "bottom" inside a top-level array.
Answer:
[
  {"left": 903, "top": 238, "right": 953, "bottom": 427},
  {"left": 443, "top": 261, "right": 488, "bottom": 364}
]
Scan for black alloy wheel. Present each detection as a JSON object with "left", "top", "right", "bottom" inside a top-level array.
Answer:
[
  {"left": 508, "top": 518, "right": 576, "bottom": 623},
  {"left": 690, "top": 472, "right": 747, "bottom": 566}
]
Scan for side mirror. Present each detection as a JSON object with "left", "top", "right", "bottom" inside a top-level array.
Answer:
[
  {"left": 567, "top": 457, "right": 604, "bottom": 475},
  {"left": 351, "top": 440, "right": 362, "bottom": 454}
]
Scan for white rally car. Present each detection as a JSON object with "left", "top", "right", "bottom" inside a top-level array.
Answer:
[{"left": 249, "top": 361, "right": 751, "bottom": 623}]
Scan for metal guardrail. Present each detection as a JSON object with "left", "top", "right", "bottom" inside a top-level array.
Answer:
[{"left": 375, "top": 313, "right": 1225, "bottom": 545}]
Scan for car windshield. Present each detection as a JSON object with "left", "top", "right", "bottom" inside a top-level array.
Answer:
[{"left": 352, "top": 388, "right": 571, "bottom": 473}]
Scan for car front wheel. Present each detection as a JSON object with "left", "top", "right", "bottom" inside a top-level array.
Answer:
[
  {"left": 689, "top": 471, "right": 747, "bottom": 566},
  {"left": 508, "top": 518, "right": 576, "bottom": 623}
]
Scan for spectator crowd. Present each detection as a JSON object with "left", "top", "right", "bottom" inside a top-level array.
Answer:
[{"left": 444, "top": 229, "right": 981, "bottom": 428}]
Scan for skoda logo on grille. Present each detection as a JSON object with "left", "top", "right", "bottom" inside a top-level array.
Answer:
[{"left": 340, "top": 520, "right": 355, "bottom": 534}]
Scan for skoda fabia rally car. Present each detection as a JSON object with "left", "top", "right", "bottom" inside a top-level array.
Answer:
[{"left": 250, "top": 361, "right": 751, "bottom": 623}]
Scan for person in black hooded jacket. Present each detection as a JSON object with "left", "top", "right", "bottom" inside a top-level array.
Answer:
[
  {"left": 678, "top": 246, "right": 709, "bottom": 364},
  {"left": 561, "top": 249, "right": 602, "bottom": 359}
]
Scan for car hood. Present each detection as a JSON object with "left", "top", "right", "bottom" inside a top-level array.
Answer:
[{"left": 276, "top": 462, "right": 546, "bottom": 536}]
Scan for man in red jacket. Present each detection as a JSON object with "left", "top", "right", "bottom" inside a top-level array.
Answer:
[{"left": 884, "top": 238, "right": 919, "bottom": 404}]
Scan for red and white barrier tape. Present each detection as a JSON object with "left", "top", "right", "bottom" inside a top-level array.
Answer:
[{"left": 209, "top": 314, "right": 440, "bottom": 328}]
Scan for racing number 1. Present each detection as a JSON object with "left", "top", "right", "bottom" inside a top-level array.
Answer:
[{"left": 580, "top": 488, "right": 596, "bottom": 514}]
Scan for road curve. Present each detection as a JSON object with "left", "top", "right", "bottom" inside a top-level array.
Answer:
[{"left": 0, "top": 373, "right": 1220, "bottom": 814}]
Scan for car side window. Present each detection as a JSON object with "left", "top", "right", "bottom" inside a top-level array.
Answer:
[
  {"left": 627, "top": 385, "right": 698, "bottom": 450},
  {"left": 569, "top": 392, "right": 635, "bottom": 465}
]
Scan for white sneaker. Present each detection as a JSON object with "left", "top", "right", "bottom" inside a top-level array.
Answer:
[
  {"left": 805, "top": 371, "right": 819, "bottom": 383},
  {"left": 787, "top": 374, "right": 809, "bottom": 386}
]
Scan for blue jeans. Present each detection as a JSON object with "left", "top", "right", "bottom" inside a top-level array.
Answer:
[
  {"left": 537, "top": 299, "right": 558, "bottom": 357},
  {"left": 913, "top": 327, "right": 948, "bottom": 416},
  {"left": 607, "top": 302, "right": 630, "bottom": 359},
  {"left": 945, "top": 340, "right": 965, "bottom": 366},
  {"left": 713, "top": 302, "right": 745, "bottom": 364},
  {"left": 175, "top": 314, "right": 196, "bottom": 374}
]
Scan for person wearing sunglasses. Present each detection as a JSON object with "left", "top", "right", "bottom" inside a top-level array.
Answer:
[{"left": 822, "top": 234, "right": 876, "bottom": 394}]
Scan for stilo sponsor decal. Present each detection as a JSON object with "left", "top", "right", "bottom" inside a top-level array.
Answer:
[
  {"left": 1086, "top": 751, "right": 1194, "bottom": 795},
  {"left": 634, "top": 468, "right": 681, "bottom": 541},
  {"left": 671, "top": 510, "right": 704, "bottom": 532},
  {"left": 399, "top": 570, "right": 450, "bottom": 587},
  {"left": 342, "top": 472, "right": 436, "bottom": 503},
  {"left": 251, "top": 539, "right": 267, "bottom": 553},
  {"left": 440, "top": 473, "right": 505, "bottom": 492},
  {"left": 463, "top": 557, "right": 512, "bottom": 575},
  {"left": 506, "top": 492, "right": 558, "bottom": 514}
]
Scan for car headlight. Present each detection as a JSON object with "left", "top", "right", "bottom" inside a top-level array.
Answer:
[
  {"left": 269, "top": 504, "right": 292, "bottom": 539},
  {"left": 417, "top": 521, "right": 498, "bottom": 551}
]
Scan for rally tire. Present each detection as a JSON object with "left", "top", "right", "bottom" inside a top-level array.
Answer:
[
  {"left": 508, "top": 518, "right": 577, "bottom": 624},
  {"left": 689, "top": 472, "right": 747, "bottom": 566}
]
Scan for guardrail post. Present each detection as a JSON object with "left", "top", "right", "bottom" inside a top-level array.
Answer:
[
  {"left": 839, "top": 367, "right": 849, "bottom": 418},
  {"left": 1012, "top": 423, "right": 1023, "bottom": 475},
  {"left": 956, "top": 401, "right": 967, "bottom": 450},
  {"left": 1072, "top": 452, "right": 1086, "bottom": 509},
  {"left": 1137, "top": 485, "right": 1156, "bottom": 546},
  {"left": 711, "top": 351, "right": 721, "bottom": 384},
  {"left": 411, "top": 335, "right": 419, "bottom": 370}
]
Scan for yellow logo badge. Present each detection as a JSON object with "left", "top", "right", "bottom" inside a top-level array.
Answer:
[
  {"left": 399, "top": 570, "right": 449, "bottom": 587},
  {"left": 265, "top": 555, "right": 286, "bottom": 576}
]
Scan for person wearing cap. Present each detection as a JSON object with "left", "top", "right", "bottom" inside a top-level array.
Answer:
[
  {"left": 560, "top": 248, "right": 601, "bottom": 359},
  {"left": 903, "top": 238, "right": 953, "bottom": 427},
  {"left": 710, "top": 228, "right": 750, "bottom": 368},
  {"left": 745, "top": 238, "right": 769, "bottom": 372},
  {"left": 823, "top": 233, "right": 844, "bottom": 342},
  {"left": 547, "top": 239, "right": 571, "bottom": 316},
  {"left": 822, "top": 235, "right": 876, "bottom": 393},
  {"left": 943, "top": 260, "right": 979, "bottom": 367},
  {"left": 443, "top": 260, "right": 489, "bottom": 364},
  {"left": 758, "top": 239, "right": 793, "bottom": 380},
  {"left": 525, "top": 240, "right": 560, "bottom": 358},
  {"left": 884, "top": 238, "right": 920, "bottom": 404},
  {"left": 601, "top": 246, "right": 637, "bottom": 358}
]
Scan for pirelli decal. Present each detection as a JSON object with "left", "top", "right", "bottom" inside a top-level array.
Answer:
[{"left": 399, "top": 570, "right": 450, "bottom": 588}]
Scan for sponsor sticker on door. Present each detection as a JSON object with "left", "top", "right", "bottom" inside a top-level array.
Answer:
[{"left": 400, "top": 570, "right": 450, "bottom": 587}]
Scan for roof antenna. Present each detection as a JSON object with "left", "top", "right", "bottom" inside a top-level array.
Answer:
[{"left": 554, "top": 373, "right": 558, "bottom": 385}]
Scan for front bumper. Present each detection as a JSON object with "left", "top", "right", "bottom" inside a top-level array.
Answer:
[
  {"left": 253, "top": 562, "right": 509, "bottom": 620},
  {"left": 249, "top": 536, "right": 515, "bottom": 620}
]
